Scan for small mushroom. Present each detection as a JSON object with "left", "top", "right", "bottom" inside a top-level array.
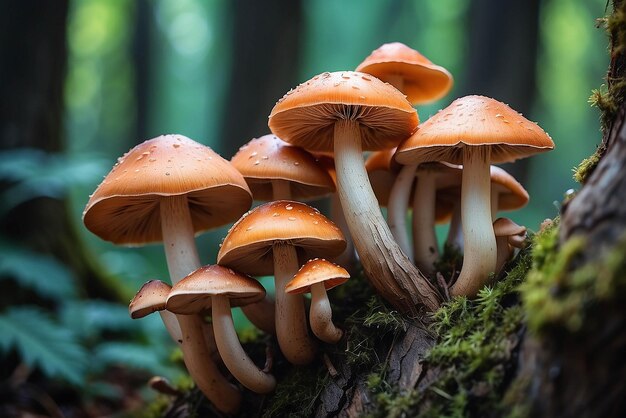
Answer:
[
  {"left": 167, "top": 265, "right": 276, "bottom": 394},
  {"left": 217, "top": 201, "right": 346, "bottom": 365},
  {"left": 129, "top": 279, "right": 171, "bottom": 319},
  {"left": 286, "top": 259, "right": 349, "bottom": 344},
  {"left": 494, "top": 218, "right": 527, "bottom": 273}
]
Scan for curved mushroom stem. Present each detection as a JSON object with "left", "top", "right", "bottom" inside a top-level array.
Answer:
[
  {"left": 241, "top": 295, "right": 276, "bottom": 335},
  {"left": 333, "top": 120, "right": 441, "bottom": 313},
  {"left": 445, "top": 199, "right": 464, "bottom": 252},
  {"left": 450, "top": 147, "right": 497, "bottom": 297},
  {"left": 309, "top": 283, "right": 343, "bottom": 344},
  {"left": 412, "top": 173, "right": 439, "bottom": 276},
  {"left": 212, "top": 295, "right": 276, "bottom": 394},
  {"left": 161, "top": 196, "right": 240, "bottom": 413},
  {"left": 495, "top": 236, "right": 513, "bottom": 274},
  {"left": 388, "top": 164, "right": 416, "bottom": 262},
  {"left": 271, "top": 179, "right": 291, "bottom": 200},
  {"left": 273, "top": 243, "right": 317, "bottom": 365}
]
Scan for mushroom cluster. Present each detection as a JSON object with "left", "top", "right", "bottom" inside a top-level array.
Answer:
[{"left": 82, "top": 42, "right": 554, "bottom": 413}]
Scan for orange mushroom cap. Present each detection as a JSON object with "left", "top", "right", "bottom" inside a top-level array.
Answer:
[
  {"left": 395, "top": 95, "right": 554, "bottom": 165},
  {"left": 231, "top": 134, "right": 335, "bottom": 201},
  {"left": 490, "top": 166, "right": 529, "bottom": 210},
  {"left": 217, "top": 201, "right": 346, "bottom": 276},
  {"left": 83, "top": 134, "right": 252, "bottom": 245},
  {"left": 355, "top": 42, "right": 453, "bottom": 104},
  {"left": 285, "top": 258, "right": 350, "bottom": 295},
  {"left": 166, "top": 265, "right": 265, "bottom": 315},
  {"left": 129, "top": 280, "right": 171, "bottom": 319},
  {"left": 268, "top": 71, "right": 418, "bottom": 153}
]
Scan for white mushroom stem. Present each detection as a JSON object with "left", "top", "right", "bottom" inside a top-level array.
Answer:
[
  {"left": 309, "top": 283, "right": 343, "bottom": 344},
  {"left": 241, "top": 295, "right": 276, "bottom": 335},
  {"left": 161, "top": 195, "right": 241, "bottom": 414},
  {"left": 212, "top": 295, "right": 276, "bottom": 394},
  {"left": 333, "top": 120, "right": 440, "bottom": 312},
  {"left": 445, "top": 199, "right": 464, "bottom": 252},
  {"left": 491, "top": 188, "right": 500, "bottom": 220},
  {"left": 271, "top": 179, "right": 291, "bottom": 200},
  {"left": 273, "top": 242, "right": 317, "bottom": 365},
  {"left": 450, "top": 147, "right": 497, "bottom": 297},
  {"left": 388, "top": 163, "right": 416, "bottom": 262},
  {"left": 412, "top": 173, "right": 439, "bottom": 276}
]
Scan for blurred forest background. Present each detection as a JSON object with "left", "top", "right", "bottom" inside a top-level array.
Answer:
[{"left": 0, "top": 0, "right": 609, "bottom": 415}]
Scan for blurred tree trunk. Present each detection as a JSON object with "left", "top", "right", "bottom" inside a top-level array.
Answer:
[
  {"left": 0, "top": 1, "right": 115, "bottom": 299},
  {"left": 133, "top": 0, "right": 152, "bottom": 143},
  {"left": 218, "top": 0, "right": 303, "bottom": 158},
  {"left": 463, "top": 0, "right": 541, "bottom": 184}
]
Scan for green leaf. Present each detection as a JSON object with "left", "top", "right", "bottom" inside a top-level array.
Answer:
[
  {"left": 61, "top": 300, "right": 137, "bottom": 339},
  {"left": 0, "top": 307, "right": 88, "bottom": 384},
  {"left": 94, "top": 342, "right": 180, "bottom": 379},
  {"left": 0, "top": 245, "right": 77, "bottom": 301}
]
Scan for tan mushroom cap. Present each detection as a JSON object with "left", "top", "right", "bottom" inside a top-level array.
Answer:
[
  {"left": 129, "top": 280, "right": 171, "bottom": 319},
  {"left": 490, "top": 166, "right": 529, "bottom": 210},
  {"left": 83, "top": 134, "right": 252, "bottom": 245},
  {"left": 268, "top": 71, "right": 419, "bottom": 153},
  {"left": 395, "top": 95, "right": 554, "bottom": 165},
  {"left": 231, "top": 134, "right": 335, "bottom": 200},
  {"left": 285, "top": 258, "right": 349, "bottom": 295},
  {"left": 355, "top": 42, "right": 453, "bottom": 104},
  {"left": 166, "top": 265, "right": 265, "bottom": 315},
  {"left": 493, "top": 218, "right": 527, "bottom": 238},
  {"left": 217, "top": 201, "right": 346, "bottom": 276}
]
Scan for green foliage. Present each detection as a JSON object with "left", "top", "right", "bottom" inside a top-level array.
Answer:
[
  {"left": 262, "top": 366, "right": 328, "bottom": 418},
  {"left": 572, "top": 145, "right": 602, "bottom": 183},
  {"left": 0, "top": 307, "right": 88, "bottom": 384}
]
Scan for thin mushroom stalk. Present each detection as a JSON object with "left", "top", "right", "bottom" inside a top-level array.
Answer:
[
  {"left": 445, "top": 198, "right": 464, "bottom": 251},
  {"left": 273, "top": 243, "right": 317, "bottom": 365},
  {"left": 333, "top": 120, "right": 440, "bottom": 312},
  {"left": 388, "top": 163, "right": 417, "bottom": 261},
  {"left": 450, "top": 147, "right": 497, "bottom": 297},
  {"left": 412, "top": 172, "right": 439, "bottom": 275},
  {"left": 161, "top": 196, "right": 241, "bottom": 414},
  {"left": 310, "top": 283, "right": 343, "bottom": 344},
  {"left": 212, "top": 295, "right": 276, "bottom": 394}
]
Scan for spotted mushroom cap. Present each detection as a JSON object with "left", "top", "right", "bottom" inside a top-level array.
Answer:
[
  {"left": 231, "top": 134, "right": 335, "bottom": 200},
  {"left": 166, "top": 264, "right": 265, "bottom": 315},
  {"left": 129, "top": 280, "right": 171, "bottom": 319},
  {"left": 268, "top": 71, "right": 419, "bottom": 153},
  {"left": 83, "top": 134, "right": 252, "bottom": 245},
  {"left": 490, "top": 166, "right": 529, "bottom": 211},
  {"left": 395, "top": 95, "right": 554, "bottom": 165},
  {"left": 285, "top": 258, "right": 350, "bottom": 295},
  {"left": 355, "top": 42, "right": 453, "bottom": 104},
  {"left": 217, "top": 201, "right": 346, "bottom": 276}
]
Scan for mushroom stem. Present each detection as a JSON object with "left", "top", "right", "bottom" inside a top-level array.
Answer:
[
  {"left": 490, "top": 188, "right": 499, "bottom": 221},
  {"left": 450, "top": 147, "right": 497, "bottom": 297},
  {"left": 333, "top": 120, "right": 440, "bottom": 312},
  {"left": 212, "top": 295, "right": 276, "bottom": 394},
  {"left": 241, "top": 295, "right": 276, "bottom": 335},
  {"left": 445, "top": 199, "right": 464, "bottom": 251},
  {"left": 412, "top": 173, "right": 439, "bottom": 276},
  {"left": 271, "top": 179, "right": 291, "bottom": 200},
  {"left": 161, "top": 196, "right": 240, "bottom": 412},
  {"left": 495, "top": 236, "right": 513, "bottom": 274},
  {"left": 176, "top": 314, "right": 241, "bottom": 413},
  {"left": 309, "top": 282, "right": 343, "bottom": 344},
  {"left": 272, "top": 242, "right": 317, "bottom": 365},
  {"left": 331, "top": 195, "right": 356, "bottom": 271},
  {"left": 388, "top": 164, "right": 417, "bottom": 262}
]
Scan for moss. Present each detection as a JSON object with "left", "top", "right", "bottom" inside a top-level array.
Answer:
[
  {"left": 521, "top": 220, "right": 626, "bottom": 333},
  {"left": 572, "top": 147, "right": 602, "bottom": 184},
  {"left": 261, "top": 366, "right": 328, "bottom": 418}
]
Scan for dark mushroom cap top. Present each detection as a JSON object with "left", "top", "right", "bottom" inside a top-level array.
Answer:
[
  {"left": 285, "top": 258, "right": 350, "bottom": 295},
  {"left": 355, "top": 42, "right": 453, "bottom": 104},
  {"left": 231, "top": 134, "right": 335, "bottom": 200},
  {"left": 217, "top": 201, "right": 346, "bottom": 276},
  {"left": 268, "top": 71, "right": 419, "bottom": 153},
  {"left": 395, "top": 95, "right": 554, "bottom": 165},
  {"left": 83, "top": 134, "right": 252, "bottom": 245},
  {"left": 129, "top": 280, "right": 171, "bottom": 319},
  {"left": 166, "top": 264, "right": 265, "bottom": 314}
]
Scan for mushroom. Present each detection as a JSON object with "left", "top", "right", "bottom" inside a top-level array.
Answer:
[
  {"left": 83, "top": 134, "right": 252, "bottom": 414},
  {"left": 489, "top": 165, "right": 529, "bottom": 219},
  {"left": 356, "top": 42, "right": 453, "bottom": 265},
  {"left": 395, "top": 96, "right": 554, "bottom": 297},
  {"left": 269, "top": 71, "right": 440, "bottom": 313},
  {"left": 285, "top": 258, "right": 349, "bottom": 344},
  {"left": 129, "top": 280, "right": 171, "bottom": 319},
  {"left": 217, "top": 200, "right": 346, "bottom": 365},
  {"left": 493, "top": 218, "right": 527, "bottom": 273},
  {"left": 167, "top": 265, "right": 276, "bottom": 394},
  {"left": 231, "top": 134, "right": 336, "bottom": 333}
]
